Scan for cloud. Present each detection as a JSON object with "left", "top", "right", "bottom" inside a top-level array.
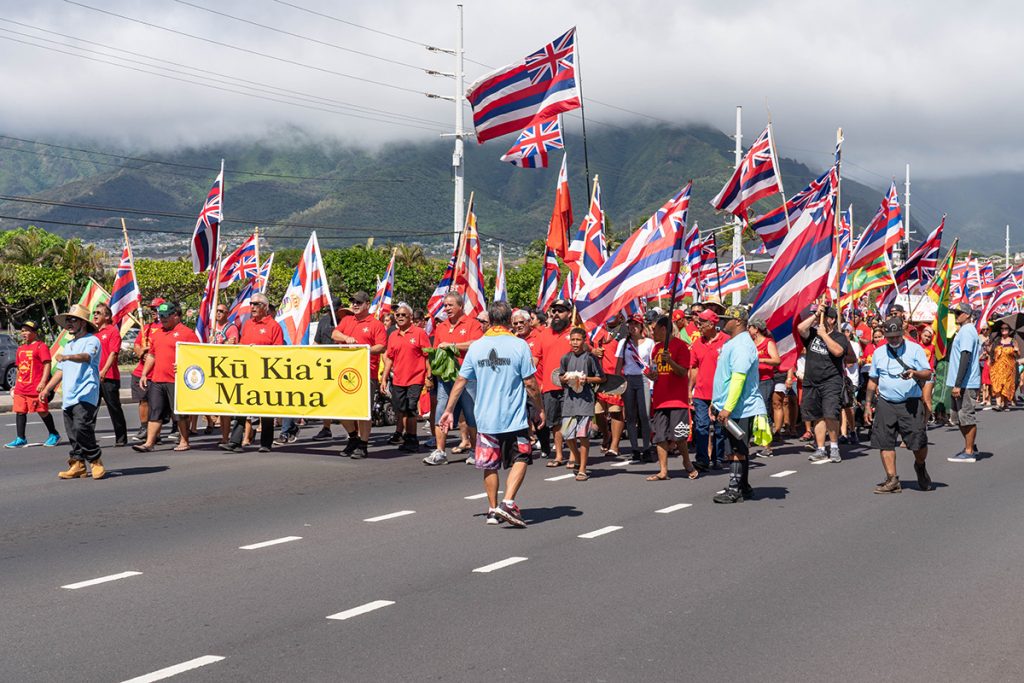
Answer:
[{"left": 0, "top": 0, "right": 1014, "bottom": 179}]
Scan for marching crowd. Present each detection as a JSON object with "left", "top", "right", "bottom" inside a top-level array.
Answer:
[{"left": 4, "top": 290, "right": 1012, "bottom": 525}]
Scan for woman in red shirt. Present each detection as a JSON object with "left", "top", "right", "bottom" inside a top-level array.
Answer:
[{"left": 749, "top": 319, "right": 780, "bottom": 455}]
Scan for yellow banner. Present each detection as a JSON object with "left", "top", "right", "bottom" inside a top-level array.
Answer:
[{"left": 174, "top": 343, "right": 371, "bottom": 420}]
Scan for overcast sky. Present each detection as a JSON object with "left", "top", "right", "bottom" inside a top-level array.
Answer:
[{"left": 0, "top": 0, "right": 1015, "bottom": 183}]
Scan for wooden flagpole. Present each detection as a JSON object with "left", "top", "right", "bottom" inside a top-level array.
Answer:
[{"left": 118, "top": 217, "right": 139, "bottom": 336}]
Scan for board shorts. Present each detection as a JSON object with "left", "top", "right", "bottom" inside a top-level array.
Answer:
[
  {"left": 561, "top": 415, "right": 592, "bottom": 440},
  {"left": 13, "top": 394, "right": 49, "bottom": 414},
  {"left": 474, "top": 429, "right": 533, "bottom": 471},
  {"left": 651, "top": 408, "right": 690, "bottom": 444}
]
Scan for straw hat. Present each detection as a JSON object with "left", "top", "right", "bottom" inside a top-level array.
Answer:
[{"left": 54, "top": 304, "right": 98, "bottom": 333}]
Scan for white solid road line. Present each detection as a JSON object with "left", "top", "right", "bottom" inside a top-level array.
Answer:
[
  {"left": 655, "top": 503, "right": 693, "bottom": 514},
  {"left": 610, "top": 461, "right": 631, "bottom": 468},
  {"left": 544, "top": 473, "right": 576, "bottom": 481},
  {"left": 473, "top": 556, "right": 528, "bottom": 573},
  {"left": 61, "top": 571, "right": 142, "bottom": 590},
  {"left": 120, "top": 655, "right": 224, "bottom": 683},
  {"left": 578, "top": 525, "right": 622, "bottom": 539},
  {"left": 811, "top": 458, "right": 832, "bottom": 465},
  {"left": 464, "top": 490, "right": 502, "bottom": 500},
  {"left": 770, "top": 470, "right": 797, "bottom": 478},
  {"left": 363, "top": 510, "right": 416, "bottom": 522},
  {"left": 239, "top": 536, "right": 302, "bottom": 550},
  {"left": 326, "top": 600, "right": 395, "bottom": 621}
]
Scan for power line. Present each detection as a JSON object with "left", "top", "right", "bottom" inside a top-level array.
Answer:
[
  {"left": 63, "top": 0, "right": 434, "bottom": 97},
  {"left": 270, "top": 0, "right": 434, "bottom": 49}
]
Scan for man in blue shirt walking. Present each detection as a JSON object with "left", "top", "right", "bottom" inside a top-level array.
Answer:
[
  {"left": 945, "top": 303, "right": 982, "bottom": 462},
  {"left": 41, "top": 304, "right": 107, "bottom": 480},
  {"left": 439, "top": 301, "right": 544, "bottom": 527},
  {"left": 711, "top": 305, "right": 767, "bottom": 504},
  {"left": 865, "top": 318, "right": 933, "bottom": 493}
]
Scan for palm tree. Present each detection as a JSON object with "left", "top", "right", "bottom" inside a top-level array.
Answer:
[
  {"left": 0, "top": 227, "right": 59, "bottom": 265},
  {"left": 54, "top": 239, "right": 106, "bottom": 280},
  {"left": 395, "top": 243, "right": 425, "bottom": 267}
]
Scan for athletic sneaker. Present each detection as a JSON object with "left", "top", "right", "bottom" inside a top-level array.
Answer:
[
  {"left": 713, "top": 488, "right": 744, "bottom": 504},
  {"left": 486, "top": 511, "right": 500, "bottom": 525},
  {"left": 465, "top": 456, "right": 475, "bottom": 465},
  {"left": 311, "top": 428, "right": 333, "bottom": 441},
  {"left": 914, "top": 461, "right": 932, "bottom": 491},
  {"left": 849, "top": 433, "right": 860, "bottom": 446},
  {"left": 741, "top": 485, "right": 755, "bottom": 500},
  {"left": 422, "top": 450, "right": 448, "bottom": 466},
  {"left": 829, "top": 446, "right": 842, "bottom": 463},
  {"left": 44, "top": 434, "right": 59, "bottom": 447},
  {"left": 4, "top": 437, "right": 27, "bottom": 448},
  {"left": 274, "top": 433, "right": 297, "bottom": 445},
  {"left": 809, "top": 449, "right": 829, "bottom": 463},
  {"left": 387, "top": 432, "right": 404, "bottom": 445},
  {"left": 495, "top": 501, "right": 527, "bottom": 528},
  {"left": 874, "top": 476, "right": 902, "bottom": 494},
  {"left": 398, "top": 437, "right": 419, "bottom": 453},
  {"left": 351, "top": 444, "right": 368, "bottom": 460},
  {"left": 947, "top": 451, "right": 976, "bottom": 463}
]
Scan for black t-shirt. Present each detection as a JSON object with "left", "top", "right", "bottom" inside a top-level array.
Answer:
[
  {"left": 801, "top": 327, "right": 851, "bottom": 384},
  {"left": 314, "top": 314, "right": 335, "bottom": 345}
]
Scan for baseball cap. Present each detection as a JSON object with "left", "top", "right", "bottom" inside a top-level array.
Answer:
[
  {"left": 697, "top": 309, "right": 720, "bottom": 324},
  {"left": 156, "top": 302, "right": 179, "bottom": 318},
  {"left": 824, "top": 306, "right": 838, "bottom": 319},
  {"left": 723, "top": 304, "right": 749, "bottom": 322},
  {"left": 149, "top": 297, "right": 166, "bottom": 308},
  {"left": 882, "top": 317, "right": 904, "bottom": 336},
  {"left": 550, "top": 299, "right": 572, "bottom": 311},
  {"left": 671, "top": 309, "right": 686, "bottom": 322},
  {"left": 19, "top": 321, "right": 39, "bottom": 332},
  {"left": 351, "top": 291, "right": 371, "bottom": 304},
  {"left": 891, "top": 303, "right": 906, "bottom": 313},
  {"left": 950, "top": 302, "right": 973, "bottom": 317},
  {"left": 628, "top": 313, "right": 645, "bottom": 325}
]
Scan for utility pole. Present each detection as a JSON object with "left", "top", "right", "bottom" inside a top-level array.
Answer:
[
  {"left": 426, "top": 4, "right": 467, "bottom": 248},
  {"left": 731, "top": 105, "right": 742, "bottom": 305},
  {"left": 1007, "top": 224, "right": 1011, "bottom": 269},
  {"left": 903, "top": 163, "right": 912, "bottom": 264}
]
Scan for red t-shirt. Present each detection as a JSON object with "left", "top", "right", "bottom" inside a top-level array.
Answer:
[
  {"left": 96, "top": 324, "right": 121, "bottom": 382},
  {"left": 534, "top": 326, "right": 573, "bottom": 393},
  {"left": 651, "top": 337, "right": 691, "bottom": 410},
  {"left": 15, "top": 341, "right": 50, "bottom": 397},
  {"left": 433, "top": 315, "right": 483, "bottom": 364},
  {"left": 591, "top": 328, "right": 620, "bottom": 376},
  {"left": 386, "top": 325, "right": 430, "bottom": 386},
  {"left": 335, "top": 314, "right": 387, "bottom": 377},
  {"left": 523, "top": 327, "right": 543, "bottom": 357},
  {"left": 240, "top": 316, "right": 285, "bottom": 346},
  {"left": 132, "top": 322, "right": 160, "bottom": 378},
  {"left": 920, "top": 342, "right": 936, "bottom": 369},
  {"left": 854, "top": 323, "right": 872, "bottom": 344},
  {"left": 756, "top": 337, "right": 775, "bottom": 381},
  {"left": 689, "top": 331, "right": 728, "bottom": 401},
  {"left": 685, "top": 322, "right": 700, "bottom": 339},
  {"left": 148, "top": 323, "right": 200, "bottom": 383}
]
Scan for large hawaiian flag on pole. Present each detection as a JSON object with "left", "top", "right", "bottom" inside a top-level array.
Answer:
[
  {"left": 109, "top": 235, "right": 140, "bottom": 325},
  {"left": 466, "top": 28, "right": 581, "bottom": 143},
  {"left": 848, "top": 181, "right": 903, "bottom": 271},
  {"left": 426, "top": 246, "right": 459, "bottom": 330},
  {"left": 276, "top": 231, "right": 334, "bottom": 345},
  {"left": 575, "top": 182, "right": 692, "bottom": 325},
  {"left": 190, "top": 160, "right": 223, "bottom": 273},
  {"left": 500, "top": 115, "right": 564, "bottom": 168},
  {"left": 697, "top": 234, "right": 721, "bottom": 299},
  {"left": 453, "top": 200, "right": 488, "bottom": 317},
  {"left": 254, "top": 253, "right": 274, "bottom": 293},
  {"left": 194, "top": 267, "right": 218, "bottom": 343},
  {"left": 718, "top": 256, "right": 749, "bottom": 297},
  {"left": 537, "top": 246, "right": 561, "bottom": 309},
  {"left": 546, "top": 154, "right": 573, "bottom": 259},
  {"left": 370, "top": 250, "right": 397, "bottom": 318},
  {"left": 217, "top": 232, "right": 258, "bottom": 289},
  {"left": 564, "top": 175, "right": 606, "bottom": 292},
  {"left": 710, "top": 125, "right": 783, "bottom": 220},
  {"left": 977, "top": 278, "right": 1024, "bottom": 332},
  {"left": 225, "top": 279, "right": 257, "bottom": 331},
  {"left": 493, "top": 245, "right": 508, "bottom": 303},
  {"left": 749, "top": 165, "right": 839, "bottom": 364},
  {"left": 749, "top": 168, "right": 832, "bottom": 257}
]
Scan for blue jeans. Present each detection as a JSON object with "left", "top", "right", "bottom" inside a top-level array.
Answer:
[
  {"left": 692, "top": 398, "right": 725, "bottom": 466},
  {"left": 281, "top": 417, "right": 299, "bottom": 437},
  {"left": 435, "top": 378, "right": 476, "bottom": 429}
]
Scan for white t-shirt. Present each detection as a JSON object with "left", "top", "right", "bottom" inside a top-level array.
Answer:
[
  {"left": 845, "top": 339, "right": 862, "bottom": 385},
  {"left": 616, "top": 337, "right": 654, "bottom": 375}
]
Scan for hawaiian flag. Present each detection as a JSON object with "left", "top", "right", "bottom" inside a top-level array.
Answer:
[
  {"left": 711, "top": 125, "right": 783, "bottom": 219},
  {"left": 575, "top": 182, "right": 692, "bottom": 325},
  {"left": 978, "top": 277, "right": 1024, "bottom": 331},
  {"left": 370, "top": 251, "right": 396, "bottom": 318},
  {"left": 453, "top": 201, "right": 487, "bottom": 317},
  {"left": 848, "top": 181, "right": 903, "bottom": 271},
  {"left": 697, "top": 235, "right": 721, "bottom": 299},
  {"left": 564, "top": 176, "right": 606, "bottom": 292},
  {"left": 217, "top": 232, "right": 258, "bottom": 289},
  {"left": 537, "top": 246, "right": 561, "bottom": 309},
  {"left": 749, "top": 168, "right": 832, "bottom": 257},
  {"left": 276, "top": 231, "right": 333, "bottom": 345},
  {"left": 493, "top": 245, "right": 507, "bottom": 303},
  {"left": 194, "top": 267, "right": 218, "bottom": 343},
  {"left": 978, "top": 260, "right": 997, "bottom": 300},
  {"left": 896, "top": 216, "right": 944, "bottom": 293},
  {"left": 108, "top": 237, "right": 140, "bottom": 324},
  {"left": 546, "top": 153, "right": 573, "bottom": 259},
  {"left": 718, "top": 256, "right": 749, "bottom": 297},
  {"left": 466, "top": 28, "right": 581, "bottom": 143},
  {"left": 749, "top": 165, "right": 838, "bottom": 364},
  {"left": 190, "top": 161, "right": 223, "bottom": 273},
  {"left": 500, "top": 115, "right": 563, "bottom": 168},
  {"left": 559, "top": 273, "right": 575, "bottom": 301},
  {"left": 426, "top": 247, "right": 459, "bottom": 328},
  {"left": 225, "top": 279, "right": 257, "bottom": 330},
  {"left": 254, "top": 253, "right": 274, "bottom": 293}
]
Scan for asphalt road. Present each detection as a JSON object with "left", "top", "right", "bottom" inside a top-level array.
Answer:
[{"left": 1, "top": 408, "right": 1022, "bottom": 682}]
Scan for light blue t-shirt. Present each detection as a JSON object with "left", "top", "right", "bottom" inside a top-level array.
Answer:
[
  {"left": 946, "top": 323, "right": 982, "bottom": 389},
  {"left": 59, "top": 334, "right": 101, "bottom": 407},
  {"left": 869, "top": 341, "right": 929, "bottom": 402},
  {"left": 711, "top": 332, "right": 766, "bottom": 419},
  {"left": 459, "top": 332, "right": 536, "bottom": 434}
]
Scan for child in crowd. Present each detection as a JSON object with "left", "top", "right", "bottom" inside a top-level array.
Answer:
[{"left": 559, "top": 328, "right": 605, "bottom": 481}]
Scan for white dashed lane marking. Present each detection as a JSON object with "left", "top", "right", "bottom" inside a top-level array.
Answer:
[
  {"left": 239, "top": 536, "right": 302, "bottom": 550},
  {"left": 120, "top": 655, "right": 224, "bottom": 683},
  {"left": 473, "top": 557, "right": 528, "bottom": 573},
  {"left": 655, "top": 503, "right": 692, "bottom": 514},
  {"left": 609, "top": 461, "right": 631, "bottom": 468},
  {"left": 770, "top": 470, "right": 797, "bottom": 478},
  {"left": 326, "top": 600, "right": 395, "bottom": 621},
  {"left": 544, "top": 473, "right": 576, "bottom": 481},
  {"left": 363, "top": 510, "right": 416, "bottom": 522},
  {"left": 464, "top": 490, "right": 501, "bottom": 500},
  {"left": 578, "top": 526, "right": 622, "bottom": 539},
  {"left": 61, "top": 571, "right": 142, "bottom": 590}
]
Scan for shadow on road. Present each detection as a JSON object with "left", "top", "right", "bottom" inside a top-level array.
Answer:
[
  {"left": 109, "top": 466, "right": 170, "bottom": 477},
  {"left": 524, "top": 505, "right": 583, "bottom": 525},
  {"left": 751, "top": 486, "right": 788, "bottom": 500}
]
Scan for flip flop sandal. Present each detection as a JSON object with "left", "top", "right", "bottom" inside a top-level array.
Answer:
[
  {"left": 687, "top": 468, "right": 699, "bottom": 480},
  {"left": 173, "top": 445, "right": 191, "bottom": 452},
  {"left": 451, "top": 445, "right": 471, "bottom": 454},
  {"left": 575, "top": 472, "right": 590, "bottom": 481},
  {"left": 566, "top": 461, "right": 577, "bottom": 469},
  {"left": 131, "top": 444, "right": 154, "bottom": 453},
  {"left": 645, "top": 473, "right": 669, "bottom": 481},
  {"left": 546, "top": 460, "right": 564, "bottom": 468}
]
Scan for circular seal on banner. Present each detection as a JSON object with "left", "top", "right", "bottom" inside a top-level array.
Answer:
[
  {"left": 183, "top": 365, "right": 205, "bottom": 390},
  {"left": 338, "top": 367, "right": 363, "bottom": 395}
]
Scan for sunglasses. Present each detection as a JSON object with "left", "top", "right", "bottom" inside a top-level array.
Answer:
[{"left": 395, "top": 312, "right": 410, "bottom": 318}]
